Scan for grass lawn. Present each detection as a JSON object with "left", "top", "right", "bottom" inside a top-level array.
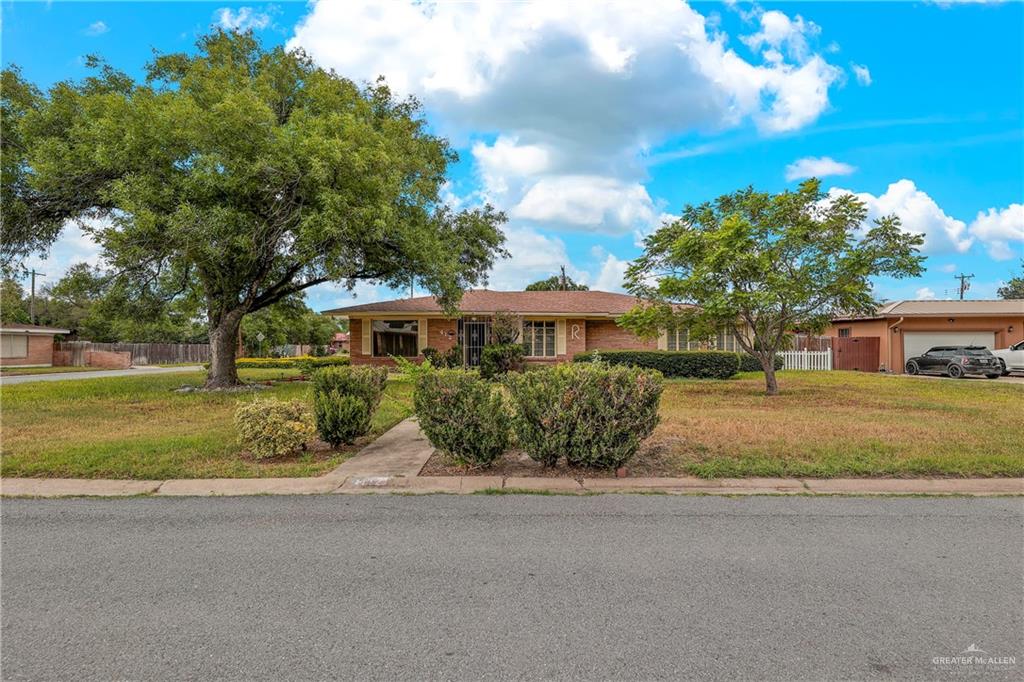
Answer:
[
  {"left": 0, "top": 369, "right": 413, "bottom": 480},
  {"left": 650, "top": 371, "right": 1024, "bottom": 478},
  {"left": 0, "top": 366, "right": 110, "bottom": 376}
]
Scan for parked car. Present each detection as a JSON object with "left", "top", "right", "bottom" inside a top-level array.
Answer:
[
  {"left": 991, "top": 340, "right": 1024, "bottom": 376},
  {"left": 904, "top": 346, "right": 1001, "bottom": 379}
]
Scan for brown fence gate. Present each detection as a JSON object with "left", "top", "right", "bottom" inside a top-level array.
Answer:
[{"left": 832, "top": 337, "right": 879, "bottom": 372}]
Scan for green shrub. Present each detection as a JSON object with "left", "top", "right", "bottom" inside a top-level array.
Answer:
[
  {"left": 414, "top": 369, "right": 511, "bottom": 467},
  {"left": 738, "top": 353, "right": 784, "bottom": 372},
  {"left": 504, "top": 362, "right": 663, "bottom": 469},
  {"left": 421, "top": 345, "right": 463, "bottom": 368},
  {"left": 234, "top": 398, "right": 316, "bottom": 459},
  {"left": 479, "top": 343, "right": 525, "bottom": 380},
  {"left": 573, "top": 350, "right": 739, "bottom": 379},
  {"left": 218, "top": 355, "right": 351, "bottom": 370},
  {"left": 311, "top": 366, "right": 388, "bottom": 445}
]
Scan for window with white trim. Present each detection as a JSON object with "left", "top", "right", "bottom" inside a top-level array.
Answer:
[
  {"left": 372, "top": 320, "right": 418, "bottom": 357},
  {"left": 1, "top": 334, "right": 28, "bottom": 359},
  {"left": 522, "top": 320, "right": 556, "bottom": 357},
  {"left": 667, "top": 327, "right": 739, "bottom": 351}
]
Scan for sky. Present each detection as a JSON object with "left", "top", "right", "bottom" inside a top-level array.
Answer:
[{"left": 3, "top": 0, "right": 1023, "bottom": 312}]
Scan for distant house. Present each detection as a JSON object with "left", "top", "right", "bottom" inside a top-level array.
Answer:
[
  {"left": 322, "top": 289, "right": 716, "bottom": 367},
  {"left": 331, "top": 332, "right": 350, "bottom": 353},
  {"left": 826, "top": 299, "right": 1024, "bottom": 373},
  {"left": 0, "top": 323, "right": 70, "bottom": 368}
]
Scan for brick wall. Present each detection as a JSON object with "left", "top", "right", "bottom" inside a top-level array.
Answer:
[
  {"left": 349, "top": 317, "right": 459, "bottom": 367},
  {"left": 427, "top": 318, "right": 458, "bottom": 353},
  {"left": 1, "top": 334, "right": 56, "bottom": 367},
  {"left": 85, "top": 349, "right": 132, "bottom": 369},
  {"left": 585, "top": 320, "right": 657, "bottom": 352}
]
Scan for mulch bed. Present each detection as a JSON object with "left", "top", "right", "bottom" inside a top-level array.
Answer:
[{"left": 419, "top": 438, "right": 690, "bottom": 478}]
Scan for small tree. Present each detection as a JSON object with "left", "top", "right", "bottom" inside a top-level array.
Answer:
[
  {"left": 620, "top": 180, "right": 924, "bottom": 396},
  {"left": 2, "top": 31, "right": 506, "bottom": 387},
  {"left": 997, "top": 259, "right": 1024, "bottom": 300},
  {"left": 489, "top": 310, "right": 521, "bottom": 344},
  {"left": 525, "top": 273, "right": 588, "bottom": 291}
]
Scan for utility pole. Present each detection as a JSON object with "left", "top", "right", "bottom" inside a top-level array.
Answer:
[
  {"left": 559, "top": 265, "right": 567, "bottom": 291},
  {"left": 955, "top": 273, "right": 974, "bottom": 300},
  {"left": 28, "top": 269, "right": 46, "bottom": 325}
]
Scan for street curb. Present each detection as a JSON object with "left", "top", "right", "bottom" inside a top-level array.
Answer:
[{"left": 2, "top": 475, "right": 1021, "bottom": 498}]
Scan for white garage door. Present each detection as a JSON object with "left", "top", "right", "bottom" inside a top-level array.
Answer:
[{"left": 904, "top": 331, "right": 996, "bottom": 360}]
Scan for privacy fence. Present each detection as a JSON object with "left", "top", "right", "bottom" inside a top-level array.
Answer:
[{"left": 55, "top": 341, "right": 211, "bottom": 366}]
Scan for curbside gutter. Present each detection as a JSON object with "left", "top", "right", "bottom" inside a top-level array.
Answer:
[{"left": 2, "top": 475, "right": 1021, "bottom": 498}]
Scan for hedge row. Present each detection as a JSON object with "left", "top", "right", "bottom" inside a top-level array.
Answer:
[
  {"left": 227, "top": 355, "right": 351, "bottom": 370},
  {"left": 573, "top": 350, "right": 783, "bottom": 378}
]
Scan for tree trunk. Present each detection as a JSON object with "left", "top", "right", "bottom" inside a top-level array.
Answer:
[
  {"left": 206, "top": 309, "right": 244, "bottom": 388},
  {"left": 762, "top": 355, "right": 779, "bottom": 396}
]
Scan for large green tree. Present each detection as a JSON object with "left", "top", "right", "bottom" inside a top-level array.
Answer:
[
  {"left": 3, "top": 31, "right": 506, "bottom": 386},
  {"left": 997, "top": 259, "right": 1024, "bottom": 299},
  {"left": 620, "top": 180, "right": 924, "bottom": 395},
  {"left": 525, "top": 274, "right": 589, "bottom": 291}
]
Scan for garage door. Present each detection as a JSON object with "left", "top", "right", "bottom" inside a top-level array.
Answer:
[{"left": 903, "top": 331, "right": 996, "bottom": 360}]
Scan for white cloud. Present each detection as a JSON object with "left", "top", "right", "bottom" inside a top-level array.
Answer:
[
  {"left": 84, "top": 21, "right": 108, "bottom": 36},
  {"left": 968, "top": 204, "right": 1024, "bottom": 260},
  {"left": 593, "top": 254, "right": 630, "bottom": 293},
  {"left": 485, "top": 227, "right": 586, "bottom": 291},
  {"left": 22, "top": 219, "right": 106, "bottom": 281},
  {"left": 851, "top": 63, "right": 872, "bottom": 86},
  {"left": 828, "top": 179, "right": 973, "bottom": 254},
  {"left": 289, "top": 1, "right": 844, "bottom": 240},
  {"left": 785, "top": 156, "right": 856, "bottom": 181},
  {"left": 512, "top": 176, "right": 656, "bottom": 235},
  {"left": 915, "top": 287, "right": 937, "bottom": 300},
  {"left": 215, "top": 7, "right": 272, "bottom": 31},
  {"left": 740, "top": 9, "right": 820, "bottom": 62},
  {"left": 937, "top": 263, "right": 958, "bottom": 273}
]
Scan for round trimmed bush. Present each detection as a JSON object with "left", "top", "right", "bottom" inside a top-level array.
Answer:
[
  {"left": 312, "top": 365, "right": 388, "bottom": 445},
  {"left": 504, "top": 362, "right": 663, "bottom": 469},
  {"left": 413, "top": 369, "right": 511, "bottom": 467},
  {"left": 235, "top": 397, "right": 316, "bottom": 459}
]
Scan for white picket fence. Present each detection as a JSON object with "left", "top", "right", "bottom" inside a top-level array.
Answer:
[{"left": 780, "top": 350, "right": 833, "bottom": 371}]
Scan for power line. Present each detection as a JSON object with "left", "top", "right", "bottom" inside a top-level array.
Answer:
[{"left": 954, "top": 273, "right": 974, "bottom": 300}]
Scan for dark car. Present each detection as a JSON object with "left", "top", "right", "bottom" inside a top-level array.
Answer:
[{"left": 905, "top": 346, "right": 1001, "bottom": 379}]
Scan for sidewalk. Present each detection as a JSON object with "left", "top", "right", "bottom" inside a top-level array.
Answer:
[
  {"left": 3, "top": 418, "right": 1022, "bottom": 498},
  {"left": 0, "top": 365, "right": 204, "bottom": 385}
]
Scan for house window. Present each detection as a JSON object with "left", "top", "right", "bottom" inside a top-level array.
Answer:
[
  {"left": 838, "top": 327, "right": 851, "bottom": 338},
  {"left": 0, "top": 334, "right": 28, "bottom": 359},
  {"left": 372, "top": 320, "right": 418, "bottom": 357},
  {"left": 667, "top": 327, "right": 737, "bottom": 351},
  {"left": 666, "top": 328, "right": 689, "bottom": 351},
  {"left": 522, "top": 320, "right": 556, "bottom": 357}
]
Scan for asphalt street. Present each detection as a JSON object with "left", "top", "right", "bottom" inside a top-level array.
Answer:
[{"left": 2, "top": 495, "right": 1022, "bottom": 680}]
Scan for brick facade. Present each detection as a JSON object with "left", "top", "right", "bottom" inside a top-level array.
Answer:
[
  {"left": 585, "top": 320, "right": 658, "bottom": 352},
  {"left": 348, "top": 315, "right": 654, "bottom": 367},
  {"left": 0, "top": 334, "right": 57, "bottom": 367}
]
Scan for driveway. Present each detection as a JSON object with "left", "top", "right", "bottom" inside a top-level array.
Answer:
[
  {"left": 903, "top": 373, "right": 1024, "bottom": 386},
  {"left": 0, "top": 365, "right": 203, "bottom": 385},
  {"left": 3, "top": 496, "right": 1021, "bottom": 680}
]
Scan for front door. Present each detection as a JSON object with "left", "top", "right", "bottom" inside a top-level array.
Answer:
[{"left": 461, "top": 320, "right": 490, "bottom": 367}]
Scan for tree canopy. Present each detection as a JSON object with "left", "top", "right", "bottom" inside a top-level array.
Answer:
[
  {"left": 525, "top": 273, "right": 588, "bottom": 291},
  {"left": 619, "top": 180, "right": 923, "bottom": 395},
  {"left": 2, "top": 30, "right": 506, "bottom": 385},
  {"left": 997, "top": 259, "right": 1024, "bottom": 299}
]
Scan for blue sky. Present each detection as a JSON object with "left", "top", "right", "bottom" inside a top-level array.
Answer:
[{"left": 3, "top": 0, "right": 1022, "bottom": 312}]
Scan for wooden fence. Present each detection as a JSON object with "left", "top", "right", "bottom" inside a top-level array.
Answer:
[
  {"left": 780, "top": 350, "right": 833, "bottom": 371},
  {"left": 55, "top": 341, "right": 211, "bottom": 366}
]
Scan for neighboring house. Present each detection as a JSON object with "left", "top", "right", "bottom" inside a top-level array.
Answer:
[
  {"left": 826, "top": 299, "right": 1024, "bottom": 373},
  {"left": 330, "top": 332, "right": 350, "bottom": 353},
  {"left": 0, "top": 323, "right": 70, "bottom": 367},
  {"left": 323, "top": 290, "right": 715, "bottom": 367}
]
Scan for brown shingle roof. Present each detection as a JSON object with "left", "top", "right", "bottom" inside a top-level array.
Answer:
[
  {"left": 833, "top": 299, "right": 1024, "bottom": 321},
  {"left": 323, "top": 290, "right": 677, "bottom": 317}
]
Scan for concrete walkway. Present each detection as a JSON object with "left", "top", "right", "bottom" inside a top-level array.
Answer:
[
  {"left": 0, "top": 365, "right": 204, "bottom": 385},
  {"left": 2, "top": 417, "right": 1021, "bottom": 498}
]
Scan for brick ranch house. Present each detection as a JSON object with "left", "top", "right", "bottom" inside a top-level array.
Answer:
[
  {"left": 825, "top": 299, "right": 1024, "bottom": 373},
  {"left": 323, "top": 290, "right": 735, "bottom": 367},
  {"left": 0, "top": 323, "right": 70, "bottom": 368}
]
